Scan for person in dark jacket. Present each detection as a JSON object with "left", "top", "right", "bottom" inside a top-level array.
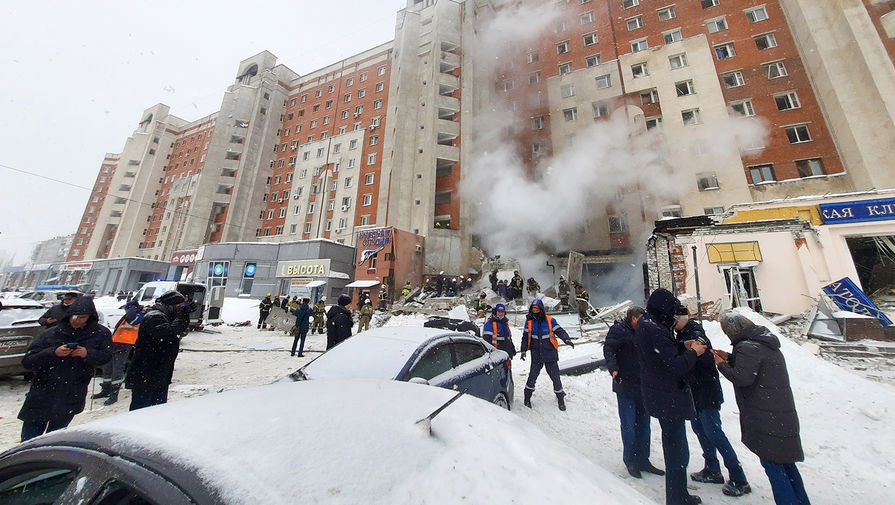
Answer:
[
  {"left": 258, "top": 294, "right": 273, "bottom": 329},
  {"left": 520, "top": 299, "right": 574, "bottom": 411},
  {"left": 717, "top": 313, "right": 810, "bottom": 505},
  {"left": 482, "top": 304, "right": 515, "bottom": 359},
  {"left": 509, "top": 271, "right": 524, "bottom": 301},
  {"left": 18, "top": 296, "right": 112, "bottom": 441},
  {"left": 37, "top": 292, "right": 80, "bottom": 328},
  {"left": 326, "top": 294, "right": 353, "bottom": 350},
  {"left": 675, "top": 306, "right": 750, "bottom": 496},
  {"left": 125, "top": 290, "right": 195, "bottom": 411},
  {"left": 635, "top": 289, "right": 706, "bottom": 505},
  {"left": 604, "top": 306, "right": 664, "bottom": 479},
  {"left": 435, "top": 272, "right": 445, "bottom": 297},
  {"left": 290, "top": 298, "right": 313, "bottom": 357}
]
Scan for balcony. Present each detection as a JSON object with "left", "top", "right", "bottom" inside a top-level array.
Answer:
[
  {"left": 118, "top": 184, "right": 132, "bottom": 192},
  {"left": 221, "top": 168, "right": 237, "bottom": 177},
  {"left": 438, "top": 72, "right": 459, "bottom": 94},
  {"left": 436, "top": 94, "right": 460, "bottom": 113},
  {"left": 216, "top": 184, "right": 233, "bottom": 195},
  {"left": 123, "top": 171, "right": 136, "bottom": 178},
  {"left": 439, "top": 51, "right": 460, "bottom": 73},
  {"left": 436, "top": 118, "right": 459, "bottom": 137},
  {"left": 434, "top": 144, "right": 459, "bottom": 163}
]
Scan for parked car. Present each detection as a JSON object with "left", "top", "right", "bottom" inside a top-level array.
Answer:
[
  {"left": 290, "top": 326, "right": 513, "bottom": 409},
  {"left": 17, "top": 290, "right": 81, "bottom": 308},
  {"left": 0, "top": 380, "right": 655, "bottom": 505},
  {"left": 101, "top": 281, "right": 207, "bottom": 331},
  {"left": 0, "top": 297, "right": 46, "bottom": 376},
  {"left": 422, "top": 315, "right": 480, "bottom": 336}
]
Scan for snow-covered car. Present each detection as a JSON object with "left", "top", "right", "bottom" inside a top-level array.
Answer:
[
  {"left": 291, "top": 327, "right": 513, "bottom": 409},
  {"left": 0, "top": 297, "right": 46, "bottom": 376},
  {"left": 16, "top": 290, "right": 80, "bottom": 308},
  {"left": 0, "top": 380, "right": 656, "bottom": 505}
]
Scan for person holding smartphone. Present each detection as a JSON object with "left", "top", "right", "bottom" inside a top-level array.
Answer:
[{"left": 18, "top": 296, "right": 112, "bottom": 441}]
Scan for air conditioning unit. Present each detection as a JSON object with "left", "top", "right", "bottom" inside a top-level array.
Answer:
[
  {"left": 369, "top": 125, "right": 376, "bottom": 130},
  {"left": 354, "top": 113, "right": 360, "bottom": 118},
  {"left": 334, "top": 228, "right": 342, "bottom": 233},
  {"left": 291, "top": 146, "right": 297, "bottom": 150},
  {"left": 415, "top": 244, "right": 423, "bottom": 253},
  {"left": 293, "top": 194, "right": 300, "bottom": 200},
  {"left": 341, "top": 205, "right": 349, "bottom": 211}
]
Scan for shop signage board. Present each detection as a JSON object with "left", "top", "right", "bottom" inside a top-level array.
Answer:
[
  {"left": 171, "top": 250, "right": 198, "bottom": 266},
  {"left": 822, "top": 277, "right": 893, "bottom": 326},
  {"left": 276, "top": 258, "right": 331, "bottom": 278},
  {"left": 62, "top": 262, "right": 93, "bottom": 271},
  {"left": 820, "top": 197, "right": 895, "bottom": 224}
]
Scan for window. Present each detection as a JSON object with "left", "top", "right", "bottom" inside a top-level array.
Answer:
[
  {"left": 714, "top": 42, "right": 735, "bottom": 59},
  {"left": 363, "top": 194, "right": 373, "bottom": 206},
  {"left": 786, "top": 124, "right": 812, "bottom": 143},
  {"left": 563, "top": 107, "right": 578, "bottom": 121},
  {"left": 627, "top": 16, "right": 643, "bottom": 30},
  {"left": 360, "top": 72, "right": 368, "bottom": 82},
  {"left": 355, "top": 105, "right": 364, "bottom": 115},
  {"left": 279, "top": 207, "right": 287, "bottom": 218},
  {"left": 664, "top": 28, "right": 683, "bottom": 43},
  {"left": 368, "top": 153, "right": 377, "bottom": 165},
  {"left": 349, "top": 139, "right": 358, "bottom": 149},
  {"left": 775, "top": 92, "right": 801, "bottom": 110},
  {"left": 697, "top": 172, "right": 720, "bottom": 190},
  {"left": 595, "top": 74, "right": 612, "bottom": 88},
  {"left": 311, "top": 119, "right": 318, "bottom": 128},
  {"left": 557, "top": 41, "right": 570, "bottom": 54},
  {"left": 586, "top": 54, "right": 601, "bottom": 67},
  {"left": 561, "top": 84, "right": 575, "bottom": 98},
  {"left": 755, "top": 32, "right": 777, "bottom": 50},
  {"left": 583, "top": 32, "right": 598, "bottom": 46},
  {"left": 721, "top": 71, "right": 745, "bottom": 88},
  {"left": 580, "top": 11, "right": 595, "bottom": 23},
  {"left": 796, "top": 158, "right": 825, "bottom": 177},
  {"left": 749, "top": 164, "right": 776, "bottom": 183},
  {"left": 304, "top": 223, "right": 312, "bottom": 234},
  {"left": 503, "top": 79, "right": 514, "bottom": 91},
  {"left": 531, "top": 116, "right": 545, "bottom": 130},
  {"left": 702, "top": 0, "right": 719, "bottom": 8},
  {"left": 365, "top": 173, "right": 374, "bottom": 185},
  {"left": 641, "top": 88, "right": 659, "bottom": 105},
  {"left": 746, "top": 6, "right": 769, "bottom": 23},
  {"left": 554, "top": 20, "right": 567, "bottom": 34},
  {"left": 345, "top": 177, "right": 353, "bottom": 188},
  {"left": 592, "top": 101, "right": 610, "bottom": 118},
  {"left": 342, "top": 110, "right": 350, "bottom": 119},
  {"left": 631, "top": 38, "right": 648, "bottom": 52},
  {"left": 266, "top": 210, "right": 274, "bottom": 220},
  {"left": 669, "top": 53, "right": 687, "bottom": 69},
  {"left": 767, "top": 61, "right": 788, "bottom": 79},
  {"left": 301, "top": 94, "right": 308, "bottom": 103},
  {"left": 623, "top": 0, "right": 639, "bottom": 8},
  {"left": 527, "top": 52, "right": 539, "bottom": 63},
  {"left": 558, "top": 62, "right": 572, "bottom": 75},
  {"left": 289, "top": 224, "right": 298, "bottom": 234},
  {"left": 675, "top": 80, "right": 695, "bottom": 96},
  {"left": 376, "top": 82, "right": 385, "bottom": 92},
  {"left": 661, "top": 205, "right": 682, "bottom": 218},
  {"left": 532, "top": 141, "right": 547, "bottom": 156},
  {"left": 370, "top": 135, "right": 379, "bottom": 146},
  {"left": 344, "top": 93, "right": 351, "bottom": 103},
  {"left": 408, "top": 344, "right": 453, "bottom": 380},
  {"left": 374, "top": 99, "right": 382, "bottom": 109},
  {"left": 707, "top": 17, "right": 727, "bottom": 33},
  {"left": 681, "top": 108, "right": 702, "bottom": 125},
  {"left": 631, "top": 62, "right": 648, "bottom": 77},
  {"left": 348, "top": 159, "right": 356, "bottom": 168},
  {"left": 609, "top": 216, "right": 629, "bottom": 233},
  {"left": 294, "top": 205, "right": 302, "bottom": 215},
  {"left": 658, "top": 6, "right": 676, "bottom": 21},
  {"left": 378, "top": 65, "right": 386, "bottom": 76},
  {"left": 303, "top": 152, "right": 310, "bottom": 161},
  {"left": 704, "top": 206, "right": 725, "bottom": 216},
  {"left": 529, "top": 72, "right": 541, "bottom": 85},
  {"left": 730, "top": 99, "right": 755, "bottom": 117},
  {"left": 315, "top": 89, "right": 323, "bottom": 98},
  {"left": 309, "top": 203, "right": 316, "bottom": 214}
]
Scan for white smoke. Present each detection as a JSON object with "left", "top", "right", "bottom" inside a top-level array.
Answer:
[{"left": 460, "top": 3, "right": 767, "bottom": 294}]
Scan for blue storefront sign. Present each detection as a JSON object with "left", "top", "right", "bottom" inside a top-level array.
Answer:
[
  {"left": 823, "top": 277, "right": 893, "bottom": 326},
  {"left": 820, "top": 197, "right": 895, "bottom": 224}
]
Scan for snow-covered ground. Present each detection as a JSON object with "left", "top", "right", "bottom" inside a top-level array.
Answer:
[{"left": 0, "top": 301, "right": 892, "bottom": 505}]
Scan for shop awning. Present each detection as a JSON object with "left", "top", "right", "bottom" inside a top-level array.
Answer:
[
  {"left": 345, "top": 280, "right": 380, "bottom": 288},
  {"left": 707, "top": 242, "right": 763, "bottom": 264},
  {"left": 306, "top": 280, "right": 326, "bottom": 288}
]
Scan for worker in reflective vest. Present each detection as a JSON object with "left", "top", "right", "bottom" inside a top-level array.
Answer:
[
  {"left": 95, "top": 299, "right": 144, "bottom": 406},
  {"left": 521, "top": 299, "right": 575, "bottom": 411},
  {"left": 481, "top": 304, "right": 516, "bottom": 360}
]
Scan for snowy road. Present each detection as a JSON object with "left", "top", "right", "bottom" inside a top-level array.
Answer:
[{"left": 0, "top": 307, "right": 892, "bottom": 505}]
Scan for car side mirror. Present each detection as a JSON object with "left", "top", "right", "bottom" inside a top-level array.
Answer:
[{"left": 409, "top": 377, "right": 430, "bottom": 386}]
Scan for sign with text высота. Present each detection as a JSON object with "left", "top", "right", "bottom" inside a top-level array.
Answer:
[{"left": 276, "top": 258, "right": 331, "bottom": 278}]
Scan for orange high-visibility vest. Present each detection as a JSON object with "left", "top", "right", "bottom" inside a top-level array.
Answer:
[
  {"left": 526, "top": 315, "right": 558, "bottom": 349},
  {"left": 111, "top": 320, "right": 140, "bottom": 345}
]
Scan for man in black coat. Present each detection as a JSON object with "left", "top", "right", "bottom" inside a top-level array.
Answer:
[
  {"left": 604, "top": 305, "right": 663, "bottom": 479},
  {"left": 634, "top": 288, "right": 706, "bottom": 505},
  {"left": 326, "top": 294, "right": 353, "bottom": 350},
  {"left": 18, "top": 296, "right": 112, "bottom": 441},
  {"left": 37, "top": 292, "right": 79, "bottom": 328},
  {"left": 125, "top": 290, "right": 195, "bottom": 411},
  {"left": 675, "top": 306, "right": 750, "bottom": 496},
  {"left": 717, "top": 313, "right": 809, "bottom": 505},
  {"left": 258, "top": 294, "right": 273, "bottom": 329}
]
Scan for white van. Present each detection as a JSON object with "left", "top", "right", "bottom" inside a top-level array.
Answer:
[{"left": 105, "top": 282, "right": 207, "bottom": 331}]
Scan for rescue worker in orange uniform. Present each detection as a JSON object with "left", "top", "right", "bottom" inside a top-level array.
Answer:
[
  {"left": 94, "top": 298, "right": 143, "bottom": 405},
  {"left": 521, "top": 299, "right": 575, "bottom": 411},
  {"left": 481, "top": 303, "right": 516, "bottom": 359}
]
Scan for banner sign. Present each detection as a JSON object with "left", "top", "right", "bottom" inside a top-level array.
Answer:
[
  {"left": 823, "top": 277, "right": 893, "bottom": 326},
  {"left": 61, "top": 262, "right": 92, "bottom": 271},
  {"left": 357, "top": 228, "right": 392, "bottom": 248},
  {"left": 171, "top": 250, "right": 198, "bottom": 265},
  {"left": 820, "top": 197, "right": 895, "bottom": 224},
  {"left": 276, "top": 258, "right": 331, "bottom": 278}
]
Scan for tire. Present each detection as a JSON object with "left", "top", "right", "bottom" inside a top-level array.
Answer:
[{"left": 493, "top": 392, "right": 510, "bottom": 410}]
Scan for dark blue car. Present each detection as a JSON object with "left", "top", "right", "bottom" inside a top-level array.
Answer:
[{"left": 290, "top": 327, "right": 514, "bottom": 409}]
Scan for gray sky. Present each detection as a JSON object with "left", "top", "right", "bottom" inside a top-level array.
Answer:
[{"left": 0, "top": 0, "right": 407, "bottom": 264}]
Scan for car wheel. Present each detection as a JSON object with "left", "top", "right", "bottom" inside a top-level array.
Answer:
[{"left": 493, "top": 392, "right": 510, "bottom": 410}]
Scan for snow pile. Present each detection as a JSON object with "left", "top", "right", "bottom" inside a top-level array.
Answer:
[{"left": 72, "top": 380, "right": 656, "bottom": 505}]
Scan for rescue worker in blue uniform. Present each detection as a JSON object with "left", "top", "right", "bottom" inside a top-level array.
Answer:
[
  {"left": 520, "top": 299, "right": 575, "bottom": 411},
  {"left": 481, "top": 303, "right": 516, "bottom": 359}
]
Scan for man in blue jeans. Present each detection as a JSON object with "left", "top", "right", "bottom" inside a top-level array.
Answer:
[{"left": 675, "top": 305, "right": 750, "bottom": 497}]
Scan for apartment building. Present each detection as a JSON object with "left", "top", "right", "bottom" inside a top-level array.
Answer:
[{"left": 68, "top": 154, "right": 118, "bottom": 261}]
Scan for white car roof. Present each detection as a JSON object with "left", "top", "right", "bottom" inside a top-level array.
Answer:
[
  {"left": 300, "top": 327, "right": 465, "bottom": 380},
  {"left": 0, "top": 297, "right": 45, "bottom": 309},
  {"left": 66, "top": 380, "right": 655, "bottom": 505}
]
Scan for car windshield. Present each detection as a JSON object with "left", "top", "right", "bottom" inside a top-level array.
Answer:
[
  {"left": 301, "top": 334, "right": 423, "bottom": 380},
  {"left": 0, "top": 307, "right": 45, "bottom": 328}
]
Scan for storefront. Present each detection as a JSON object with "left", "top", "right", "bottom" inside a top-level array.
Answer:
[
  {"left": 167, "top": 249, "right": 198, "bottom": 282},
  {"left": 352, "top": 227, "right": 425, "bottom": 306},
  {"left": 77, "top": 258, "right": 171, "bottom": 295}
]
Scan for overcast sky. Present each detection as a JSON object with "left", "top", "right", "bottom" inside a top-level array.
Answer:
[{"left": 0, "top": 0, "right": 407, "bottom": 264}]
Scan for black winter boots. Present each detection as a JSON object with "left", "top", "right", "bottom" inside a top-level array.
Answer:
[
  {"left": 523, "top": 389, "right": 533, "bottom": 408},
  {"left": 556, "top": 392, "right": 566, "bottom": 411},
  {"left": 103, "top": 384, "right": 120, "bottom": 406},
  {"left": 92, "top": 382, "right": 112, "bottom": 399}
]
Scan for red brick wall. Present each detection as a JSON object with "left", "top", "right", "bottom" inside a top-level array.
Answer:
[{"left": 67, "top": 156, "right": 119, "bottom": 261}]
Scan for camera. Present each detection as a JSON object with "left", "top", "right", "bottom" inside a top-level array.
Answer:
[{"left": 66, "top": 342, "right": 79, "bottom": 349}]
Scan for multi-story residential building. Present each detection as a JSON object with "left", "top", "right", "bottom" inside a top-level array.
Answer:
[{"left": 68, "top": 155, "right": 118, "bottom": 261}]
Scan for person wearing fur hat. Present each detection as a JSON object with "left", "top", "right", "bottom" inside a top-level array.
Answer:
[
  {"left": 125, "top": 290, "right": 196, "bottom": 411},
  {"left": 326, "top": 294, "right": 354, "bottom": 349},
  {"left": 520, "top": 299, "right": 575, "bottom": 411},
  {"left": 18, "top": 296, "right": 112, "bottom": 441}
]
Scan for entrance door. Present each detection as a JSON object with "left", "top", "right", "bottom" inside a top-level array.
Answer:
[{"left": 723, "top": 266, "right": 763, "bottom": 312}]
